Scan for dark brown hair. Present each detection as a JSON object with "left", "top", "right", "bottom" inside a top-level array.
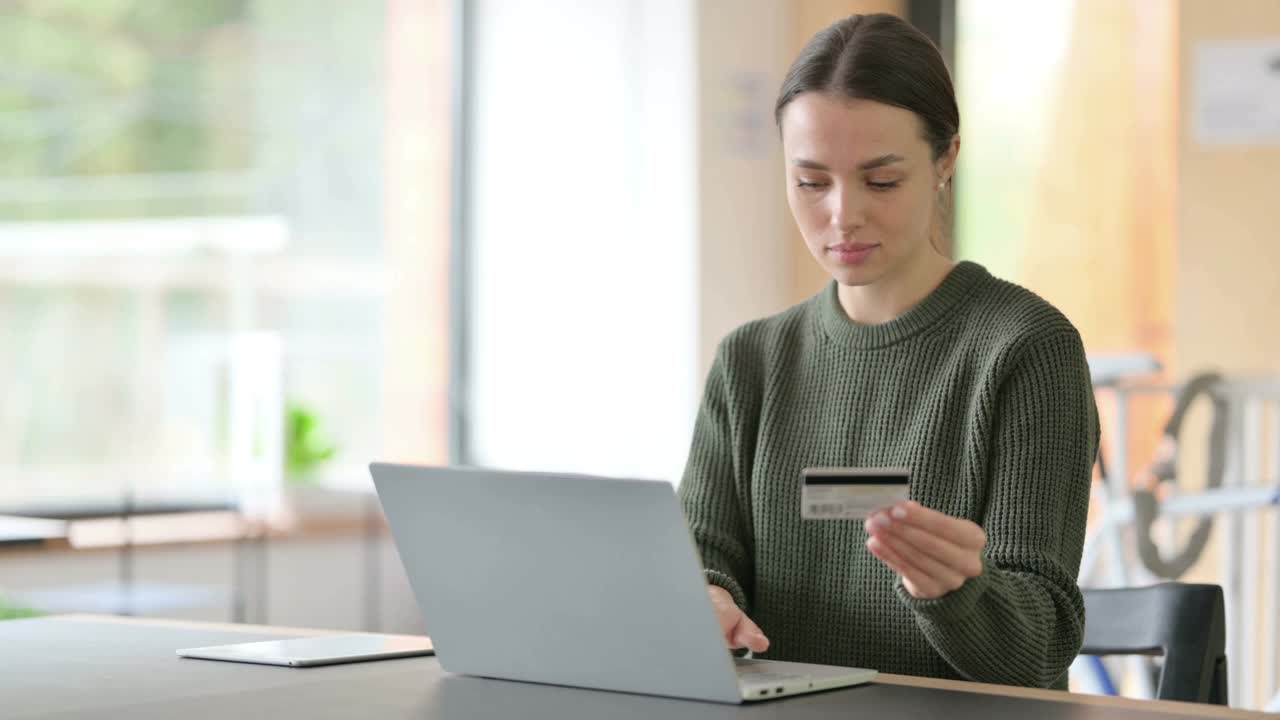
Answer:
[{"left": 775, "top": 13, "right": 958, "bottom": 162}]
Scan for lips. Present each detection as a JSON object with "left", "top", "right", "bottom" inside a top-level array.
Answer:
[{"left": 827, "top": 242, "right": 879, "bottom": 265}]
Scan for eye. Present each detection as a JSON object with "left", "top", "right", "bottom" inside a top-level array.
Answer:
[
  {"left": 868, "top": 180, "right": 901, "bottom": 191},
  {"left": 796, "top": 180, "right": 829, "bottom": 190}
]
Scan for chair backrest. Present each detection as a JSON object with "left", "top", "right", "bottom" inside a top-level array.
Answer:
[{"left": 1081, "top": 583, "right": 1228, "bottom": 705}]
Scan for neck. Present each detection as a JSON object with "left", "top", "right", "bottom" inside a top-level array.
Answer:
[{"left": 837, "top": 250, "right": 955, "bottom": 325}]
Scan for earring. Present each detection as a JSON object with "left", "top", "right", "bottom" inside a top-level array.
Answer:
[{"left": 937, "top": 180, "right": 947, "bottom": 190}]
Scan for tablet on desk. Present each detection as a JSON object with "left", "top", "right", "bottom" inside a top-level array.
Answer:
[{"left": 177, "top": 633, "right": 434, "bottom": 667}]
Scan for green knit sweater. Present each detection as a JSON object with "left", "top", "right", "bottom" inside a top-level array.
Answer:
[{"left": 678, "top": 261, "right": 1098, "bottom": 690}]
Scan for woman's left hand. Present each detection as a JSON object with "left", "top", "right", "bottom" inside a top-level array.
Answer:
[{"left": 864, "top": 500, "right": 987, "bottom": 600}]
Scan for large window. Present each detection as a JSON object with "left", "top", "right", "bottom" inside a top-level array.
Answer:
[{"left": 0, "top": 1, "right": 449, "bottom": 512}]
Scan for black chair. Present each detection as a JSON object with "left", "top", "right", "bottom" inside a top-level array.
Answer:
[{"left": 1081, "top": 582, "right": 1228, "bottom": 705}]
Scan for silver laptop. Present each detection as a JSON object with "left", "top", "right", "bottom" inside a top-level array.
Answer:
[{"left": 370, "top": 463, "right": 877, "bottom": 703}]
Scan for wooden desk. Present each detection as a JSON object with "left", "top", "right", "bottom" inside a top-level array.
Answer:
[{"left": 1, "top": 615, "right": 1269, "bottom": 719}]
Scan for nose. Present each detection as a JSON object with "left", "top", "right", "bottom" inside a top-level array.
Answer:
[{"left": 830, "top": 183, "right": 866, "bottom": 236}]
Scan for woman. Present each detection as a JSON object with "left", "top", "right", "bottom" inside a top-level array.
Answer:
[{"left": 678, "top": 13, "right": 1098, "bottom": 690}]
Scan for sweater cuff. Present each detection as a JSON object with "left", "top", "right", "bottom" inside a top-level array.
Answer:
[
  {"left": 705, "top": 569, "right": 748, "bottom": 612},
  {"left": 895, "top": 557, "right": 992, "bottom": 623}
]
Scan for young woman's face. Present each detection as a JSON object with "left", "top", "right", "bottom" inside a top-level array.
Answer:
[{"left": 781, "top": 93, "right": 954, "bottom": 287}]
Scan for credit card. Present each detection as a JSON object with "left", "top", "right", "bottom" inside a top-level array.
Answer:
[{"left": 800, "top": 467, "right": 910, "bottom": 520}]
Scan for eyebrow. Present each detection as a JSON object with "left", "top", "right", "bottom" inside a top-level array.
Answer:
[{"left": 792, "top": 154, "right": 905, "bottom": 171}]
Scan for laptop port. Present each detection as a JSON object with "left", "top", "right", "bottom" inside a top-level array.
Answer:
[{"left": 776, "top": 687, "right": 784, "bottom": 693}]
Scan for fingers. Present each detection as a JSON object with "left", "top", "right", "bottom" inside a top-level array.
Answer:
[
  {"left": 866, "top": 535, "right": 952, "bottom": 599},
  {"left": 865, "top": 512, "right": 984, "bottom": 579},
  {"left": 707, "top": 585, "right": 769, "bottom": 653},
  {"left": 867, "top": 531, "right": 967, "bottom": 596},
  {"left": 885, "top": 501, "right": 987, "bottom": 550},
  {"left": 864, "top": 503, "right": 987, "bottom": 600},
  {"left": 706, "top": 585, "right": 739, "bottom": 635},
  {"left": 865, "top": 532, "right": 947, "bottom": 594},
  {"left": 732, "top": 614, "right": 770, "bottom": 654}
]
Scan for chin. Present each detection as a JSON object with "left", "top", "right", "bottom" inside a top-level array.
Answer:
[{"left": 827, "top": 263, "right": 885, "bottom": 287}]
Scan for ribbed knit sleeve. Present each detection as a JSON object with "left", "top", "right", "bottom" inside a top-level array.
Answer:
[
  {"left": 678, "top": 346, "right": 754, "bottom": 613},
  {"left": 897, "top": 329, "right": 1098, "bottom": 688}
]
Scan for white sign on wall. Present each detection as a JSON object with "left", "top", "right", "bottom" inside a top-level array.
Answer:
[{"left": 1194, "top": 39, "right": 1280, "bottom": 145}]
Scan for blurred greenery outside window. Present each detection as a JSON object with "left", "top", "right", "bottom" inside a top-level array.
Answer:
[{"left": 1, "top": 1, "right": 388, "bottom": 507}]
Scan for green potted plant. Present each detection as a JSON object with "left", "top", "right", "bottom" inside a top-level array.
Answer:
[
  {"left": 285, "top": 402, "right": 338, "bottom": 485},
  {"left": 0, "top": 596, "right": 41, "bottom": 621}
]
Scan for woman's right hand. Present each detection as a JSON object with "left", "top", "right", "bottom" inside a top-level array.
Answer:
[{"left": 707, "top": 585, "right": 770, "bottom": 653}]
